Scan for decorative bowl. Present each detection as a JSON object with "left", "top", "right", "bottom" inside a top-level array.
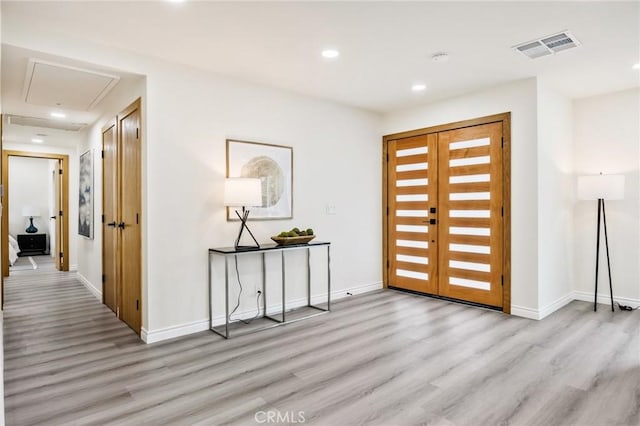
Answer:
[{"left": 271, "top": 235, "right": 316, "bottom": 246}]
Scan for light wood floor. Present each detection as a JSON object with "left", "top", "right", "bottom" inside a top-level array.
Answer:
[{"left": 3, "top": 271, "right": 639, "bottom": 425}]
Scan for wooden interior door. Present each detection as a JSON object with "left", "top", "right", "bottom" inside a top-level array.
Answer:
[
  {"left": 437, "top": 122, "right": 504, "bottom": 307},
  {"left": 118, "top": 101, "right": 142, "bottom": 333},
  {"left": 102, "top": 120, "right": 118, "bottom": 314},
  {"left": 54, "top": 159, "right": 62, "bottom": 271},
  {"left": 387, "top": 134, "right": 439, "bottom": 294}
]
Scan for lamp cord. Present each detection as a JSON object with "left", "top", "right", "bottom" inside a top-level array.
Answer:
[{"left": 228, "top": 256, "right": 262, "bottom": 324}]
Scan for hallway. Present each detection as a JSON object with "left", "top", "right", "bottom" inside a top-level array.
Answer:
[{"left": 2, "top": 271, "right": 141, "bottom": 424}]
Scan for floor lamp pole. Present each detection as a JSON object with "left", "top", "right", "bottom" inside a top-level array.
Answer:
[{"left": 594, "top": 198, "right": 615, "bottom": 312}]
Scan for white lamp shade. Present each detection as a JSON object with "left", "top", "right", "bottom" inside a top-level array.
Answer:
[
  {"left": 577, "top": 174, "right": 625, "bottom": 200},
  {"left": 22, "top": 206, "right": 41, "bottom": 217},
  {"left": 224, "top": 178, "right": 262, "bottom": 207}
]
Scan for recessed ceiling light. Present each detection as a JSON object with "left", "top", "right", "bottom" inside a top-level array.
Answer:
[
  {"left": 50, "top": 112, "right": 66, "bottom": 118},
  {"left": 633, "top": 63, "right": 640, "bottom": 70},
  {"left": 411, "top": 84, "right": 427, "bottom": 92},
  {"left": 321, "top": 49, "right": 340, "bottom": 59},
  {"left": 31, "top": 138, "right": 44, "bottom": 143},
  {"left": 431, "top": 53, "right": 449, "bottom": 63}
]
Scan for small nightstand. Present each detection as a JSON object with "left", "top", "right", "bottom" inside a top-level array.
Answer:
[{"left": 17, "top": 234, "right": 47, "bottom": 256}]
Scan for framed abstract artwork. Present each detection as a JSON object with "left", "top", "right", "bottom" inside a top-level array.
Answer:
[
  {"left": 79, "top": 149, "right": 94, "bottom": 239},
  {"left": 226, "top": 139, "right": 293, "bottom": 220}
]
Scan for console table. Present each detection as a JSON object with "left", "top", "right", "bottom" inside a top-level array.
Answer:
[{"left": 208, "top": 241, "right": 331, "bottom": 338}]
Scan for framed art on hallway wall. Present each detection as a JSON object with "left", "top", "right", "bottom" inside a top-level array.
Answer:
[
  {"left": 226, "top": 139, "right": 293, "bottom": 220},
  {"left": 79, "top": 149, "right": 93, "bottom": 239}
]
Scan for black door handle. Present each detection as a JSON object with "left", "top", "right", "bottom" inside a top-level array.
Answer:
[
  {"left": 50, "top": 216, "right": 56, "bottom": 220},
  {"left": 107, "top": 222, "right": 117, "bottom": 227},
  {"left": 118, "top": 222, "right": 126, "bottom": 229}
]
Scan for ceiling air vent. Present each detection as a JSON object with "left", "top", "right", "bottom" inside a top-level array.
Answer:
[
  {"left": 513, "top": 31, "right": 581, "bottom": 59},
  {"left": 6, "top": 114, "right": 87, "bottom": 132}
]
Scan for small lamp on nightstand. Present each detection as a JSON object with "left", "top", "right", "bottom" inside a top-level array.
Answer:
[
  {"left": 22, "top": 206, "right": 41, "bottom": 234},
  {"left": 224, "top": 178, "right": 262, "bottom": 250}
]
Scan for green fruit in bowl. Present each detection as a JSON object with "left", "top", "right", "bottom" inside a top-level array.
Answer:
[
  {"left": 287, "top": 231, "right": 297, "bottom": 237},
  {"left": 299, "top": 230, "right": 307, "bottom": 236},
  {"left": 306, "top": 228, "right": 314, "bottom": 235},
  {"left": 278, "top": 231, "right": 288, "bottom": 237}
]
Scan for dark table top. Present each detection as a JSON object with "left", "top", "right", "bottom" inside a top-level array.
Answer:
[{"left": 209, "top": 241, "right": 330, "bottom": 255}]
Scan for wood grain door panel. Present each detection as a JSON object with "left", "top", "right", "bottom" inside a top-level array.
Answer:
[
  {"left": 387, "top": 134, "right": 438, "bottom": 294},
  {"left": 437, "top": 122, "right": 503, "bottom": 307},
  {"left": 102, "top": 121, "right": 118, "bottom": 314},
  {"left": 118, "top": 103, "right": 142, "bottom": 334}
]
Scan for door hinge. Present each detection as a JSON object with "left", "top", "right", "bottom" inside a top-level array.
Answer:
[
  {"left": 101, "top": 214, "right": 105, "bottom": 223},
  {"left": 387, "top": 259, "right": 390, "bottom": 268},
  {"left": 59, "top": 210, "right": 63, "bottom": 217},
  {"left": 386, "top": 206, "right": 389, "bottom": 215},
  {"left": 136, "top": 128, "right": 139, "bottom": 139},
  {"left": 501, "top": 137, "right": 504, "bottom": 148},
  {"left": 102, "top": 274, "right": 106, "bottom": 283},
  {"left": 386, "top": 153, "right": 389, "bottom": 162},
  {"left": 101, "top": 150, "right": 104, "bottom": 159},
  {"left": 136, "top": 213, "right": 139, "bottom": 224},
  {"left": 59, "top": 169, "right": 63, "bottom": 175},
  {"left": 136, "top": 299, "right": 139, "bottom": 311},
  {"left": 501, "top": 206, "right": 504, "bottom": 217},
  {"left": 59, "top": 252, "right": 63, "bottom": 259},
  {"left": 501, "top": 275, "right": 504, "bottom": 286}
]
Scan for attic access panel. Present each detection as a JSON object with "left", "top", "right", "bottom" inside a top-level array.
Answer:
[{"left": 23, "top": 59, "right": 120, "bottom": 111}]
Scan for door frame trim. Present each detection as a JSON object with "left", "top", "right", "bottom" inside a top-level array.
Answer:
[
  {"left": 1, "top": 150, "right": 70, "bottom": 279},
  {"left": 382, "top": 112, "right": 511, "bottom": 314}
]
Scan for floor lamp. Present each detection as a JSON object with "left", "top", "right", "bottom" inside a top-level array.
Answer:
[
  {"left": 224, "top": 178, "right": 262, "bottom": 250},
  {"left": 577, "top": 173, "right": 624, "bottom": 312}
]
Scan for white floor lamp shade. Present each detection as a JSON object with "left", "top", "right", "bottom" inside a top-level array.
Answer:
[{"left": 577, "top": 174, "right": 624, "bottom": 200}]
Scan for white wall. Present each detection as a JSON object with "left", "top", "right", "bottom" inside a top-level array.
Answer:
[
  {"left": 8, "top": 156, "right": 50, "bottom": 242},
  {"left": 145, "top": 63, "right": 382, "bottom": 336},
  {"left": 573, "top": 88, "right": 640, "bottom": 304},
  {"left": 536, "top": 81, "right": 574, "bottom": 315},
  {"left": 76, "top": 75, "right": 146, "bottom": 298},
  {"left": 3, "top": 143, "right": 79, "bottom": 270},
  {"left": 382, "top": 78, "right": 540, "bottom": 314}
]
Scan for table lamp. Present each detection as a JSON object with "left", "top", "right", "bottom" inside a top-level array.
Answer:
[
  {"left": 224, "top": 178, "right": 262, "bottom": 250},
  {"left": 22, "top": 206, "right": 41, "bottom": 233},
  {"left": 577, "top": 173, "right": 624, "bottom": 312}
]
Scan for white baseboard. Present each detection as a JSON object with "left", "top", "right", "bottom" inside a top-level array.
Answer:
[
  {"left": 573, "top": 290, "right": 640, "bottom": 308},
  {"left": 511, "top": 291, "right": 640, "bottom": 321},
  {"left": 142, "top": 319, "right": 210, "bottom": 344},
  {"left": 538, "top": 292, "right": 575, "bottom": 320},
  {"left": 143, "top": 281, "right": 384, "bottom": 344},
  {"left": 511, "top": 304, "right": 540, "bottom": 320},
  {"left": 76, "top": 272, "right": 102, "bottom": 301},
  {"left": 69, "top": 264, "right": 78, "bottom": 272}
]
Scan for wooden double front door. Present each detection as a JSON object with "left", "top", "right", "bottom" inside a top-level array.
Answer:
[
  {"left": 102, "top": 98, "right": 142, "bottom": 334},
  {"left": 385, "top": 115, "right": 510, "bottom": 310}
]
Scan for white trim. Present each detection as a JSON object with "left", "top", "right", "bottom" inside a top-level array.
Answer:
[
  {"left": 538, "top": 292, "right": 575, "bottom": 320},
  {"left": 141, "top": 319, "right": 210, "bottom": 344},
  {"left": 69, "top": 264, "right": 78, "bottom": 272},
  {"left": 573, "top": 290, "right": 640, "bottom": 308},
  {"left": 142, "top": 281, "right": 384, "bottom": 344},
  {"left": 76, "top": 272, "right": 101, "bottom": 301},
  {"left": 511, "top": 291, "right": 640, "bottom": 320},
  {"left": 511, "top": 304, "right": 540, "bottom": 320}
]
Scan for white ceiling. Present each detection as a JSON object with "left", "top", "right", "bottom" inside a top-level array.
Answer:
[
  {"left": 1, "top": 1, "right": 639, "bottom": 115},
  {"left": 1, "top": 44, "right": 139, "bottom": 148}
]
